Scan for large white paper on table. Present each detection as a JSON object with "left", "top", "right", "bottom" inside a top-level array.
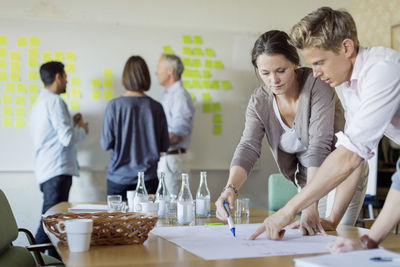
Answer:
[
  {"left": 151, "top": 223, "right": 337, "bottom": 260},
  {"left": 294, "top": 248, "right": 400, "bottom": 267}
]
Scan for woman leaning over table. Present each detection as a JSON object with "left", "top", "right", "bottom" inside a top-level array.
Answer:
[{"left": 215, "top": 30, "right": 369, "bottom": 236}]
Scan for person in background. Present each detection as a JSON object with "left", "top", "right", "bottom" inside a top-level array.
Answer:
[
  {"left": 30, "top": 61, "right": 88, "bottom": 257},
  {"left": 255, "top": 7, "right": 400, "bottom": 247},
  {"left": 101, "top": 55, "right": 169, "bottom": 199},
  {"left": 215, "top": 31, "right": 368, "bottom": 237},
  {"left": 155, "top": 54, "right": 195, "bottom": 196}
]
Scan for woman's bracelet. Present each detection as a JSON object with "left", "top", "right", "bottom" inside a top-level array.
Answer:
[
  {"left": 360, "top": 234, "right": 378, "bottom": 249},
  {"left": 222, "top": 184, "right": 239, "bottom": 197}
]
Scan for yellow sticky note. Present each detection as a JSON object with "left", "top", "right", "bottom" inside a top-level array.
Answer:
[
  {"left": 70, "top": 100, "right": 80, "bottom": 110},
  {"left": 5, "top": 83, "right": 15, "bottom": 93},
  {"left": 0, "top": 59, "right": 6, "bottom": 69},
  {"left": 65, "top": 64, "right": 75, "bottom": 73},
  {"left": 0, "top": 36, "right": 6, "bottom": 46},
  {"left": 183, "top": 80, "right": 191, "bottom": 89},
  {"left": 193, "top": 47, "right": 202, "bottom": 56},
  {"left": 10, "top": 72, "right": 20, "bottom": 82},
  {"left": 28, "top": 84, "right": 39, "bottom": 93},
  {"left": 29, "top": 37, "right": 40, "bottom": 46},
  {"left": 16, "top": 107, "right": 26, "bottom": 117},
  {"left": 42, "top": 52, "right": 52, "bottom": 62},
  {"left": 104, "top": 90, "right": 114, "bottom": 100},
  {"left": 182, "top": 47, "right": 192, "bottom": 55},
  {"left": 192, "top": 70, "right": 200, "bottom": 78},
  {"left": 28, "top": 48, "right": 39, "bottom": 58},
  {"left": 70, "top": 89, "right": 81, "bottom": 98},
  {"left": 60, "top": 92, "right": 68, "bottom": 99},
  {"left": 202, "top": 80, "right": 211, "bottom": 89},
  {"left": 213, "top": 125, "right": 222, "bottom": 135},
  {"left": 202, "top": 93, "right": 212, "bottom": 102},
  {"left": 0, "top": 71, "right": 8, "bottom": 81},
  {"left": 2, "top": 95, "right": 12, "bottom": 105},
  {"left": 10, "top": 51, "right": 20, "bottom": 61},
  {"left": 213, "top": 114, "right": 222, "bottom": 123},
  {"left": 91, "top": 89, "right": 101, "bottom": 100},
  {"left": 193, "top": 35, "right": 203, "bottom": 44},
  {"left": 10, "top": 61, "right": 20, "bottom": 71},
  {"left": 202, "top": 103, "right": 211, "bottom": 113},
  {"left": 205, "top": 48, "right": 214, "bottom": 57},
  {"left": 15, "top": 118, "right": 25, "bottom": 128},
  {"left": 17, "top": 37, "right": 27, "bottom": 47},
  {"left": 71, "top": 77, "right": 81, "bottom": 87},
  {"left": 28, "top": 57, "right": 39, "bottom": 68},
  {"left": 211, "top": 80, "right": 220, "bottom": 89},
  {"left": 104, "top": 79, "right": 113, "bottom": 88},
  {"left": 91, "top": 79, "right": 101, "bottom": 89},
  {"left": 103, "top": 69, "right": 113, "bottom": 78},
  {"left": 54, "top": 51, "right": 65, "bottom": 61},
  {"left": 2, "top": 117, "right": 12, "bottom": 127},
  {"left": 0, "top": 48, "right": 6, "bottom": 58},
  {"left": 2, "top": 107, "right": 12, "bottom": 116},
  {"left": 192, "top": 80, "right": 201, "bottom": 88},
  {"left": 29, "top": 95, "right": 38, "bottom": 105},
  {"left": 28, "top": 71, "right": 39, "bottom": 81},
  {"left": 214, "top": 60, "right": 223, "bottom": 69},
  {"left": 162, "top": 46, "right": 173, "bottom": 54},
  {"left": 205, "top": 59, "right": 213, "bottom": 68},
  {"left": 189, "top": 92, "right": 196, "bottom": 101},
  {"left": 16, "top": 96, "right": 26, "bottom": 106},
  {"left": 66, "top": 51, "right": 76, "bottom": 61},
  {"left": 221, "top": 80, "right": 231, "bottom": 89},
  {"left": 182, "top": 35, "right": 192, "bottom": 44},
  {"left": 182, "top": 58, "right": 191, "bottom": 67},
  {"left": 202, "top": 70, "right": 211, "bottom": 78},
  {"left": 191, "top": 58, "right": 201, "bottom": 67},
  {"left": 17, "top": 83, "right": 27, "bottom": 93},
  {"left": 212, "top": 102, "right": 221, "bottom": 112},
  {"left": 182, "top": 69, "right": 192, "bottom": 78}
]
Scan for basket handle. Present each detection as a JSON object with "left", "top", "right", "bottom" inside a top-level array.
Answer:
[{"left": 56, "top": 221, "right": 67, "bottom": 234}]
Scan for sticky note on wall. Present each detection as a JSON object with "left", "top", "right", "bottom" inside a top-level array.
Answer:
[
  {"left": 29, "top": 37, "right": 40, "bottom": 46},
  {"left": 213, "top": 125, "right": 222, "bottom": 135},
  {"left": 205, "top": 48, "right": 214, "bottom": 57},
  {"left": 11, "top": 70, "right": 21, "bottom": 81},
  {"left": 5, "top": 83, "right": 15, "bottom": 93},
  {"left": 182, "top": 35, "right": 192, "bottom": 44},
  {"left": 183, "top": 80, "right": 191, "bottom": 89},
  {"left": 66, "top": 51, "right": 76, "bottom": 61},
  {"left": 104, "top": 79, "right": 113, "bottom": 88},
  {"left": 213, "top": 114, "right": 222, "bottom": 123},
  {"left": 15, "top": 118, "right": 25, "bottom": 128},
  {"left": 104, "top": 90, "right": 114, "bottom": 100},
  {"left": 17, "top": 37, "right": 27, "bottom": 47},
  {"left": 15, "top": 107, "right": 25, "bottom": 117},
  {"left": 29, "top": 95, "right": 38, "bottom": 105},
  {"left": 10, "top": 51, "right": 20, "bottom": 61},
  {"left": 69, "top": 100, "right": 80, "bottom": 110},
  {"left": 28, "top": 48, "right": 39, "bottom": 58},
  {"left": 29, "top": 84, "right": 39, "bottom": 93},
  {"left": 2, "top": 117, "right": 12, "bottom": 127},
  {"left": 2, "top": 95, "right": 13, "bottom": 105},
  {"left": 91, "top": 79, "right": 101, "bottom": 88},
  {"left": 28, "top": 71, "right": 39, "bottom": 81},
  {"left": 91, "top": 89, "right": 101, "bottom": 100},
  {"left": 214, "top": 60, "right": 223, "bottom": 69},
  {"left": 54, "top": 51, "right": 65, "bottom": 61},
  {"left": 193, "top": 35, "right": 203, "bottom": 44},
  {"left": 0, "top": 71, "right": 7, "bottom": 81},
  {"left": 202, "top": 103, "right": 211, "bottom": 113},
  {"left": 103, "top": 69, "right": 112, "bottom": 78},
  {"left": 221, "top": 80, "right": 231, "bottom": 89},
  {"left": 71, "top": 77, "right": 81, "bottom": 86},
  {"left": 65, "top": 64, "right": 75, "bottom": 73},
  {"left": 70, "top": 89, "right": 81, "bottom": 98},
  {"left": 0, "top": 36, "right": 6, "bottom": 46},
  {"left": 17, "top": 83, "right": 26, "bottom": 93},
  {"left": 192, "top": 47, "right": 202, "bottom": 56},
  {"left": 2, "top": 107, "right": 13, "bottom": 116},
  {"left": 42, "top": 52, "right": 52, "bottom": 62},
  {"left": 0, "top": 48, "right": 6, "bottom": 58},
  {"left": 16, "top": 96, "right": 26, "bottom": 106},
  {"left": 182, "top": 47, "right": 192, "bottom": 55},
  {"left": 202, "top": 93, "right": 212, "bottom": 102},
  {"left": 0, "top": 59, "right": 6, "bottom": 69},
  {"left": 162, "top": 46, "right": 173, "bottom": 54},
  {"left": 212, "top": 102, "right": 221, "bottom": 112},
  {"left": 192, "top": 80, "right": 201, "bottom": 88}
]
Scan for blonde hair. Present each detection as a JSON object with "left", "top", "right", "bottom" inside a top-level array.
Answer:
[{"left": 290, "top": 7, "right": 359, "bottom": 53}]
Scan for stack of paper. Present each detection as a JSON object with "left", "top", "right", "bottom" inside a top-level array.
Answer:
[{"left": 68, "top": 204, "right": 108, "bottom": 212}]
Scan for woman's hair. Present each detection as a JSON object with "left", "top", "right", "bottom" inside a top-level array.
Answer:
[
  {"left": 122, "top": 55, "right": 151, "bottom": 92},
  {"left": 251, "top": 30, "right": 300, "bottom": 68}
]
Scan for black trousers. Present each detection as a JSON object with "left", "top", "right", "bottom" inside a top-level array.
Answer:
[
  {"left": 107, "top": 178, "right": 158, "bottom": 200},
  {"left": 35, "top": 175, "right": 72, "bottom": 258}
]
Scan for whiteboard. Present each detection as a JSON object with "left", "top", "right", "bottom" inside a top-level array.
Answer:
[{"left": 0, "top": 18, "right": 259, "bottom": 171}]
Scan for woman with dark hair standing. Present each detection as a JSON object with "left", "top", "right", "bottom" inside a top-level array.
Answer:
[
  {"left": 215, "top": 31, "right": 368, "bottom": 237},
  {"left": 100, "top": 56, "right": 169, "bottom": 199}
]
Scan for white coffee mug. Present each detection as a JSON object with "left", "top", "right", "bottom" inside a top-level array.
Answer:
[
  {"left": 135, "top": 202, "right": 159, "bottom": 215},
  {"left": 57, "top": 219, "right": 93, "bottom": 252}
]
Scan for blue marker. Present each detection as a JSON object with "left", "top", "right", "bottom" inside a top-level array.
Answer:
[
  {"left": 223, "top": 201, "right": 236, "bottom": 237},
  {"left": 370, "top": 257, "right": 400, "bottom": 262}
]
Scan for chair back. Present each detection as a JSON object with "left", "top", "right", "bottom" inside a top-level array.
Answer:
[{"left": 268, "top": 173, "right": 298, "bottom": 211}]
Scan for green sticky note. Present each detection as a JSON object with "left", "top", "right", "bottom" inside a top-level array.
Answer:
[
  {"left": 202, "top": 70, "right": 211, "bottom": 78},
  {"left": 28, "top": 48, "right": 39, "bottom": 58},
  {"left": 191, "top": 58, "right": 201, "bottom": 67},
  {"left": 0, "top": 59, "right": 6, "bottom": 69},
  {"left": 29, "top": 37, "right": 40, "bottom": 46},
  {"left": 212, "top": 102, "right": 221, "bottom": 112},
  {"left": 17, "top": 83, "right": 26, "bottom": 93},
  {"left": 70, "top": 89, "right": 81, "bottom": 98},
  {"left": 10, "top": 72, "right": 19, "bottom": 82},
  {"left": 103, "top": 69, "right": 113, "bottom": 78},
  {"left": 66, "top": 51, "right": 76, "bottom": 61},
  {"left": 192, "top": 70, "right": 200, "bottom": 78},
  {"left": 29, "top": 95, "right": 38, "bottom": 105},
  {"left": 192, "top": 80, "right": 201, "bottom": 88},
  {"left": 3, "top": 95, "right": 12, "bottom": 105},
  {"left": 2, "top": 107, "right": 13, "bottom": 116},
  {"left": 0, "top": 48, "right": 6, "bottom": 58},
  {"left": 182, "top": 57, "right": 191, "bottom": 67},
  {"left": 162, "top": 46, "right": 173, "bottom": 54},
  {"left": 104, "top": 90, "right": 114, "bottom": 100},
  {"left": 71, "top": 77, "right": 81, "bottom": 86},
  {"left": 42, "top": 52, "right": 52, "bottom": 62},
  {"left": 211, "top": 80, "right": 220, "bottom": 89},
  {"left": 0, "top": 71, "right": 7, "bottom": 81},
  {"left": 202, "top": 103, "right": 211, "bottom": 113},
  {"left": 204, "top": 59, "right": 213, "bottom": 68},
  {"left": 65, "top": 64, "right": 75, "bottom": 73},
  {"left": 10, "top": 51, "right": 20, "bottom": 61},
  {"left": 15, "top": 118, "right": 25, "bottom": 128},
  {"left": 0, "top": 36, "right": 6, "bottom": 46},
  {"left": 202, "top": 93, "right": 212, "bottom": 102},
  {"left": 5, "top": 83, "right": 15, "bottom": 93},
  {"left": 182, "top": 47, "right": 192, "bottom": 55},
  {"left": 202, "top": 80, "right": 211, "bottom": 89},
  {"left": 182, "top": 35, "right": 192, "bottom": 44},
  {"left": 28, "top": 58, "right": 39, "bottom": 68},
  {"left": 2, "top": 117, "right": 12, "bottom": 127},
  {"left": 213, "top": 124, "right": 222, "bottom": 135},
  {"left": 16, "top": 107, "right": 25, "bottom": 117},
  {"left": 91, "top": 79, "right": 101, "bottom": 89},
  {"left": 213, "top": 114, "right": 222, "bottom": 123},
  {"left": 28, "top": 71, "right": 38, "bottom": 81},
  {"left": 221, "top": 80, "right": 231, "bottom": 89},
  {"left": 193, "top": 35, "right": 203, "bottom": 44},
  {"left": 104, "top": 79, "right": 113, "bottom": 89},
  {"left": 16, "top": 96, "right": 26, "bottom": 106},
  {"left": 28, "top": 84, "right": 39, "bottom": 93},
  {"left": 54, "top": 51, "right": 65, "bottom": 61},
  {"left": 182, "top": 80, "right": 191, "bottom": 89},
  {"left": 69, "top": 100, "right": 80, "bottom": 110},
  {"left": 214, "top": 60, "right": 223, "bottom": 69},
  {"left": 182, "top": 69, "right": 192, "bottom": 78},
  {"left": 17, "top": 37, "right": 27, "bottom": 47},
  {"left": 10, "top": 61, "right": 20, "bottom": 72},
  {"left": 204, "top": 48, "right": 214, "bottom": 57},
  {"left": 91, "top": 89, "right": 101, "bottom": 100},
  {"left": 189, "top": 92, "right": 196, "bottom": 101},
  {"left": 193, "top": 47, "right": 202, "bottom": 56}
]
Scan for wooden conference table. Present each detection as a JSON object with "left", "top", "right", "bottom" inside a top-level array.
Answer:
[{"left": 46, "top": 202, "right": 400, "bottom": 267}]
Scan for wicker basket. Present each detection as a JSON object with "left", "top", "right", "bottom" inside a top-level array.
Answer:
[{"left": 43, "top": 212, "right": 158, "bottom": 245}]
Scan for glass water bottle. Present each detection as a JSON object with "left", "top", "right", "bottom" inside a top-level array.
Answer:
[
  {"left": 155, "top": 172, "right": 169, "bottom": 218},
  {"left": 177, "top": 173, "right": 194, "bottom": 225},
  {"left": 196, "top": 171, "right": 211, "bottom": 217},
  {"left": 133, "top": 171, "right": 148, "bottom": 212}
]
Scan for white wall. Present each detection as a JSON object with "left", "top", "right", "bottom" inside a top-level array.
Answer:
[{"left": 0, "top": 0, "right": 353, "bottom": 246}]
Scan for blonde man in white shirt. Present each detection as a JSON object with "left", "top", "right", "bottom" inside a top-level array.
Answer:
[{"left": 250, "top": 7, "right": 400, "bottom": 251}]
